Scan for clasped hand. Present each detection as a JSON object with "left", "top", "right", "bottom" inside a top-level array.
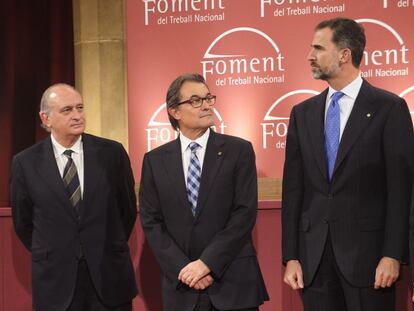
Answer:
[{"left": 178, "top": 259, "right": 213, "bottom": 290}]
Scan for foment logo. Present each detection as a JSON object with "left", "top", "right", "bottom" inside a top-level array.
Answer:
[
  {"left": 143, "top": 0, "right": 225, "bottom": 25},
  {"left": 357, "top": 18, "right": 409, "bottom": 78},
  {"left": 201, "top": 27, "right": 285, "bottom": 87},
  {"left": 261, "top": 89, "right": 319, "bottom": 149},
  {"left": 146, "top": 102, "right": 227, "bottom": 151}
]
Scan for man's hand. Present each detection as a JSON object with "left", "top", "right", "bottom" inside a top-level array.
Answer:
[
  {"left": 374, "top": 257, "right": 400, "bottom": 289},
  {"left": 193, "top": 274, "right": 214, "bottom": 290},
  {"left": 178, "top": 259, "right": 211, "bottom": 288},
  {"left": 283, "top": 260, "right": 304, "bottom": 290}
]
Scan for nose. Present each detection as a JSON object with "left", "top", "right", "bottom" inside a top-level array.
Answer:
[
  {"left": 200, "top": 98, "right": 211, "bottom": 110},
  {"left": 307, "top": 48, "right": 316, "bottom": 62},
  {"left": 71, "top": 109, "right": 83, "bottom": 120}
]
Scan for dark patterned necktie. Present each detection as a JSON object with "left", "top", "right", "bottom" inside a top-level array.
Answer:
[
  {"left": 325, "top": 91, "right": 345, "bottom": 180},
  {"left": 187, "top": 142, "right": 201, "bottom": 216},
  {"left": 62, "top": 150, "right": 81, "bottom": 213}
]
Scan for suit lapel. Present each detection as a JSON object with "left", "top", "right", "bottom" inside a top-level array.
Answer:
[
  {"left": 36, "top": 137, "right": 78, "bottom": 221},
  {"left": 162, "top": 138, "right": 191, "bottom": 215},
  {"left": 306, "top": 89, "right": 329, "bottom": 180},
  {"left": 81, "top": 134, "right": 104, "bottom": 220},
  {"left": 333, "top": 80, "right": 377, "bottom": 177},
  {"left": 195, "top": 131, "right": 225, "bottom": 219}
]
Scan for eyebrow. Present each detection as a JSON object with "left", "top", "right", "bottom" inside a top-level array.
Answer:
[
  {"left": 311, "top": 44, "right": 324, "bottom": 50},
  {"left": 60, "top": 106, "right": 72, "bottom": 111},
  {"left": 190, "top": 92, "right": 211, "bottom": 98},
  {"left": 59, "top": 103, "right": 82, "bottom": 111}
]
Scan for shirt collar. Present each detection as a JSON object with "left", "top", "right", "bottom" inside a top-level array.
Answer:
[
  {"left": 327, "top": 75, "right": 363, "bottom": 100},
  {"left": 180, "top": 128, "right": 210, "bottom": 153},
  {"left": 51, "top": 134, "right": 82, "bottom": 157}
]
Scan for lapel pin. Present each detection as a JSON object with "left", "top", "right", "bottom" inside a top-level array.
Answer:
[
  {"left": 366, "top": 113, "right": 371, "bottom": 118},
  {"left": 218, "top": 151, "right": 222, "bottom": 156}
]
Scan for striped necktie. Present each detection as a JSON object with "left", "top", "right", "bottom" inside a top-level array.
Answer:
[
  {"left": 63, "top": 150, "right": 82, "bottom": 213},
  {"left": 187, "top": 142, "right": 201, "bottom": 216}
]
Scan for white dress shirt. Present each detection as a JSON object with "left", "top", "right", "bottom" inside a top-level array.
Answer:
[
  {"left": 51, "top": 134, "right": 84, "bottom": 195},
  {"left": 180, "top": 128, "right": 210, "bottom": 186},
  {"left": 325, "top": 75, "right": 363, "bottom": 140}
]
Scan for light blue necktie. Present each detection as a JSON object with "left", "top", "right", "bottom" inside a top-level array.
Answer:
[
  {"left": 187, "top": 142, "right": 201, "bottom": 216},
  {"left": 325, "top": 91, "right": 344, "bottom": 180}
]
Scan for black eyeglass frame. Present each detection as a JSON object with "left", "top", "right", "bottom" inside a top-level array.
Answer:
[{"left": 176, "top": 95, "right": 217, "bottom": 108}]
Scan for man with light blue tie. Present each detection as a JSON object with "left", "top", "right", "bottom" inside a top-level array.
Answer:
[
  {"left": 282, "top": 18, "right": 414, "bottom": 311},
  {"left": 139, "top": 73, "right": 268, "bottom": 311}
]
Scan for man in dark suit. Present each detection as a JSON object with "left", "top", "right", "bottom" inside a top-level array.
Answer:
[
  {"left": 282, "top": 18, "right": 413, "bottom": 311},
  {"left": 11, "top": 83, "right": 138, "bottom": 311},
  {"left": 139, "top": 73, "right": 269, "bottom": 311}
]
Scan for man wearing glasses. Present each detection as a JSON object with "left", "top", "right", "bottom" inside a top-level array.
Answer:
[{"left": 139, "top": 73, "right": 269, "bottom": 311}]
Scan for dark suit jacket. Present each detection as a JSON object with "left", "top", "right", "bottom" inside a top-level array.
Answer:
[
  {"left": 139, "top": 130, "right": 269, "bottom": 311},
  {"left": 282, "top": 80, "right": 414, "bottom": 287},
  {"left": 11, "top": 133, "right": 138, "bottom": 311}
]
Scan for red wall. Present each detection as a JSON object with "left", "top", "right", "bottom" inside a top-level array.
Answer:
[{"left": 1, "top": 203, "right": 413, "bottom": 311}]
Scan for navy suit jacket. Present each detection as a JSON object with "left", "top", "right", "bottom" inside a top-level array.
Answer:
[
  {"left": 139, "top": 130, "right": 269, "bottom": 311},
  {"left": 282, "top": 80, "right": 414, "bottom": 287},
  {"left": 11, "top": 133, "right": 138, "bottom": 311}
]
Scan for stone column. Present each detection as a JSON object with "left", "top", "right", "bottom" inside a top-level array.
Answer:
[{"left": 72, "top": 0, "right": 128, "bottom": 149}]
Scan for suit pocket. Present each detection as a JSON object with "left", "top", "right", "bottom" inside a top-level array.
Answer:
[
  {"left": 32, "top": 249, "right": 48, "bottom": 262},
  {"left": 298, "top": 218, "right": 310, "bottom": 232},
  {"left": 358, "top": 218, "right": 383, "bottom": 231},
  {"left": 111, "top": 241, "right": 130, "bottom": 252}
]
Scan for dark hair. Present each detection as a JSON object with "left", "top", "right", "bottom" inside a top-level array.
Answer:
[
  {"left": 316, "top": 17, "right": 366, "bottom": 68},
  {"left": 166, "top": 73, "right": 207, "bottom": 131}
]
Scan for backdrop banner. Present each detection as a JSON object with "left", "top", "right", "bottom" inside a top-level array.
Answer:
[
  {"left": 126, "top": 2, "right": 414, "bottom": 310},
  {"left": 126, "top": 0, "right": 414, "bottom": 182}
]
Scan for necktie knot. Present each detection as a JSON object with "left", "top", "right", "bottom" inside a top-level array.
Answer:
[
  {"left": 63, "top": 149, "right": 74, "bottom": 158},
  {"left": 330, "top": 91, "right": 345, "bottom": 106},
  {"left": 189, "top": 142, "right": 200, "bottom": 153}
]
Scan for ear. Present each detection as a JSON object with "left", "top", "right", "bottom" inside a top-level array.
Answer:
[
  {"left": 39, "top": 111, "right": 51, "bottom": 129},
  {"left": 340, "top": 48, "right": 351, "bottom": 64},
  {"left": 168, "top": 106, "right": 181, "bottom": 121}
]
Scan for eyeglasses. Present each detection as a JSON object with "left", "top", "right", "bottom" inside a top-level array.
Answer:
[{"left": 177, "top": 94, "right": 216, "bottom": 108}]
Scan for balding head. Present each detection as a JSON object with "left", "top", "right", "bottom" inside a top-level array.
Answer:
[
  {"left": 40, "top": 83, "right": 79, "bottom": 115},
  {"left": 39, "top": 83, "right": 85, "bottom": 147}
]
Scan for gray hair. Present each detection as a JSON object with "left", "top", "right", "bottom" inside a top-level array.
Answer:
[{"left": 39, "top": 83, "right": 77, "bottom": 131}]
